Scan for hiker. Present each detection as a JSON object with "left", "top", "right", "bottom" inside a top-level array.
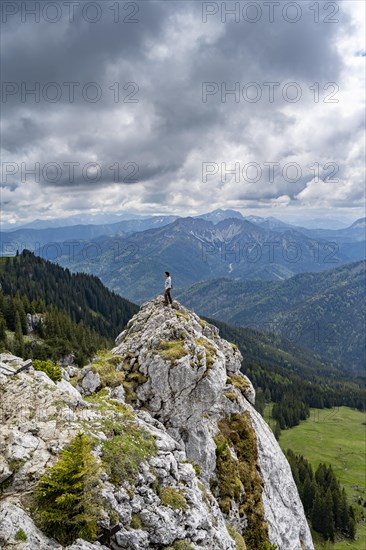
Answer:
[{"left": 164, "top": 271, "right": 173, "bottom": 306}]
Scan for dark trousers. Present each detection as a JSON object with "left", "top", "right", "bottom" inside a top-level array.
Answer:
[{"left": 164, "top": 288, "right": 173, "bottom": 305}]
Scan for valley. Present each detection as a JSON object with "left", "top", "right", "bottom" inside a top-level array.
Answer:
[{"left": 264, "top": 406, "right": 366, "bottom": 550}]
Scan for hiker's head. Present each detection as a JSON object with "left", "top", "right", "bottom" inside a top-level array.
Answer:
[{"left": 164, "top": 271, "right": 170, "bottom": 277}]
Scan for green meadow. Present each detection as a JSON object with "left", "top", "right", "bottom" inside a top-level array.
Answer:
[{"left": 264, "top": 406, "right": 366, "bottom": 550}]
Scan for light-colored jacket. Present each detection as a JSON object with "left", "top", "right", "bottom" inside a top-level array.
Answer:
[{"left": 165, "top": 276, "right": 172, "bottom": 290}]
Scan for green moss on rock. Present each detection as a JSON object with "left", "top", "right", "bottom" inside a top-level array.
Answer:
[
  {"left": 156, "top": 340, "right": 187, "bottom": 363},
  {"left": 194, "top": 337, "right": 216, "bottom": 369},
  {"left": 159, "top": 487, "right": 187, "bottom": 511},
  {"left": 211, "top": 412, "right": 271, "bottom": 550},
  {"left": 227, "top": 523, "right": 246, "bottom": 550}
]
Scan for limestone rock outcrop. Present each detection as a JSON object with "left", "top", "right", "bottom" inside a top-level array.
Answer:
[{"left": 0, "top": 298, "right": 314, "bottom": 550}]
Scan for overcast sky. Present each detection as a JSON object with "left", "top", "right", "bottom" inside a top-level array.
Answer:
[{"left": 1, "top": 0, "right": 365, "bottom": 227}]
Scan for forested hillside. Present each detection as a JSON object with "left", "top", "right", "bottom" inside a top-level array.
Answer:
[
  {"left": 178, "top": 260, "right": 366, "bottom": 371},
  {"left": 0, "top": 250, "right": 139, "bottom": 364},
  {"left": 0, "top": 250, "right": 138, "bottom": 338},
  {"left": 205, "top": 317, "right": 366, "bottom": 436}
]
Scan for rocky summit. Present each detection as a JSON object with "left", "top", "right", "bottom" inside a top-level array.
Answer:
[{"left": 0, "top": 297, "right": 314, "bottom": 550}]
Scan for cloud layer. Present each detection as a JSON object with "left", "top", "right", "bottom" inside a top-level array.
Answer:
[{"left": 1, "top": 0, "right": 365, "bottom": 226}]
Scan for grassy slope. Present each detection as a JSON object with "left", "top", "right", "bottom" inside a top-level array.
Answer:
[{"left": 272, "top": 406, "right": 366, "bottom": 550}]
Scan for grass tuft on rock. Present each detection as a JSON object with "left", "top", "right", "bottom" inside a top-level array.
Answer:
[
  {"left": 90, "top": 350, "right": 125, "bottom": 388},
  {"left": 89, "top": 349, "right": 147, "bottom": 404},
  {"left": 227, "top": 374, "right": 251, "bottom": 394},
  {"left": 194, "top": 337, "right": 216, "bottom": 368},
  {"left": 175, "top": 311, "right": 189, "bottom": 321},
  {"left": 226, "top": 523, "right": 246, "bottom": 550},
  {"left": 14, "top": 529, "right": 27, "bottom": 542},
  {"left": 166, "top": 541, "right": 195, "bottom": 550},
  {"left": 102, "top": 426, "right": 157, "bottom": 485},
  {"left": 130, "top": 513, "right": 142, "bottom": 529},
  {"left": 156, "top": 340, "right": 187, "bottom": 364},
  {"left": 224, "top": 391, "right": 238, "bottom": 402},
  {"left": 159, "top": 486, "right": 187, "bottom": 511}
]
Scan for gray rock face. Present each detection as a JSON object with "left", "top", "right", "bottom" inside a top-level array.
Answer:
[
  {"left": 0, "top": 501, "right": 108, "bottom": 550},
  {"left": 112, "top": 297, "right": 314, "bottom": 550},
  {"left": 0, "top": 353, "right": 234, "bottom": 550},
  {"left": 78, "top": 366, "right": 101, "bottom": 395},
  {"left": 0, "top": 500, "right": 61, "bottom": 550},
  {"left": 0, "top": 294, "right": 315, "bottom": 550},
  {"left": 112, "top": 297, "right": 247, "bottom": 483}
]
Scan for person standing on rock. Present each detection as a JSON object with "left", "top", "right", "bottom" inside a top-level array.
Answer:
[{"left": 164, "top": 271, "right": 173, "bottom": 306}]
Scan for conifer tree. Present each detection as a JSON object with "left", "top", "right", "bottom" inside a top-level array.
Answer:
[
  {"left": 36, "top": 432, "right": 103, "bottom": 545},
  {"left": 348, "top": 516, "right": 356, "bottom": 539},
  {"left": 302, "top": 477, "right": 316, "bottom": 516},
  {"left": 4, "top": 297, "right": 16, "bottom": 331},
  {"left": 323, "top": 488, "right": 335, "bottom": 541},
  {"left": 14, "top": 311, "right": 24, "bottom": 357},
  {"left": 274, "top": 421, "right": 281, "bottom": 441},
  {"left": 311, "top": 490, "right": 324, "bottom": 533}
]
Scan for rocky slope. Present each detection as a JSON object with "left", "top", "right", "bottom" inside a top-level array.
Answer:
[{"left": 0, "top": 298, "right": 314, "bottom": 550}]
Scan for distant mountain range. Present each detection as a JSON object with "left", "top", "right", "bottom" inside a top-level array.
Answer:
[
  {"left": 0, "top": 215, "right": 179, "bottom": 248},
  {"left": 1, "top": 209, "right": 364, "bottom": 255},
  {"left": 1, "top": 208, "right": 358, "bottom": 231},
  {"left": 20, "top": 213, "right": 363, "bottom": 302},
  {"left": 177, "top": 260, "right": 366, "bottom": 372},
  {"left": 1, "top": 208, "right": 364, "bottom": 311}
]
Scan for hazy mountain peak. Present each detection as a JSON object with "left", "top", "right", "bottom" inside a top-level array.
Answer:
[{"left": 196, "top": 208, "right": 244, "bottom": 223}]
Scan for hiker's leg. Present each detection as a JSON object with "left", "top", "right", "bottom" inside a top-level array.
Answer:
[
  {"left": 168, "top": 289, "right": 173, "bottom": 304},
  {"left": 164, "top": 290, "right": 169, "bottom": 305}
]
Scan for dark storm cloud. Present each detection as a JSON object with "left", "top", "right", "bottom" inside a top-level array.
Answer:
[{"left": 0, "top": 0, "right": 364, "bottom": 222}]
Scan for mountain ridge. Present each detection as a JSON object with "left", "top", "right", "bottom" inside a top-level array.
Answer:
[
  {"left": 177, "top": 260, "right": 366, "bottom": 371},
  {"left": 0, "top": 297, "right": 314, "bottom": 549}
]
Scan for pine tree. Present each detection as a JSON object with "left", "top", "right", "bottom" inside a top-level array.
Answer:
[
  {"left": 4, "top": 297, "right": 16, "bottom": 331},
  {"left": 14, "top": 311, "right": 24, "bottom": 357},
  {"left": 323, "top": 488, "right": 335, "bottom": 541},
  {"left": 302, "top": 477, "right": 316, "bottom": 516},
  {"left": 14, "top": 293, "right": 28, "bottom": 334},
  {"left": 311, "top": 490, "right": 324, "bottom": 533},
  {"left": 348, "top": 516, "right": 356, "bottom": 539},
  {"left": 340, "top": 488, "right": 349, "bottom": 531},
  {"left": 36, "top": 432, "right": 103, "bottom": 545}
]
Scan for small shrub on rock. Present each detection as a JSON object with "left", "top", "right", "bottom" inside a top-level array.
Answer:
[{"left": 33, "top": 359, "right": 62, "bottom": 382}]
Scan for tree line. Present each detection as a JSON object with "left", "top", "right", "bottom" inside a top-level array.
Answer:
[
  {"left": 285, "top": 450, "right": 357, "bottom": 542},
  {"left": 0, "top": 290, "right": 108, "bottom": 365},
  {"left": 0, "top": 250, "right": 138, "bottom": 338}
]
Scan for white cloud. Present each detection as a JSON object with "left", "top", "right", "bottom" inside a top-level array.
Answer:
[{"left": 1, "top": 0, "right": 364, "bottom": 226}]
